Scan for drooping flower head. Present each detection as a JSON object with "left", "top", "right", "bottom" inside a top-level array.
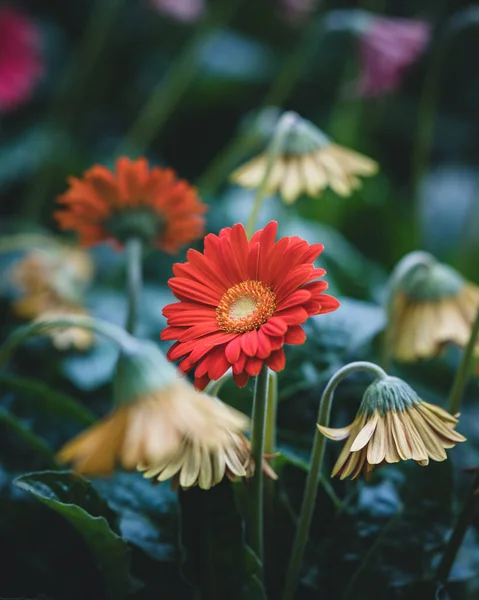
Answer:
[
  {"left": 357, "top": 15, "right": 430, "bottom": 97},
  {"left": 386, "top": 251, "right": 479, "bottom": 362},
  {"left": 0, "top": 7, "right": 44, "bottom": 112},
  {"left": 318, "top": 375, "right": 465, "bottom": 480},
  {"left": 11, "top": 242, "right": 94, "bottom": 351},
  {"left": 55, "top": 157, "right": 207, "bottom": 253},
  {"left": 58, "top": 340, "right": 255, "bottom": 490},
  {"left": 161, "top": 221, "right": 339, "bottom": 390},
  {"left": 230, "top": 111, "right": 378, "bottom": 204}
]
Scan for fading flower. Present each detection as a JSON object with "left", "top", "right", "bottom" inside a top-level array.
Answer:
[
  {"left": 318, "top": 376, "right": 465, "bottom": 480},
  {"left": 357, "top": 15, "right": 430, "bottom": 97},
  {"left": 10, "top": 244, "right": 94, "bottom": 351},
  {"left": 161, "top": 221, "right": 339, "bottom": 390},
  {"left": 58, "top": 341, "right": 254, "bottom": 490},
  {"left": 0, "top": 7, "right": 44, "bottom": 112},
  {"left": 230, "top": 112, "right": 377, "bottom": 204},
  {"left": 387, "top": 251, "right": 479, "bottom": 362},
  {"left": 55, "top": 157, "right": 206, "bottom": 253}
]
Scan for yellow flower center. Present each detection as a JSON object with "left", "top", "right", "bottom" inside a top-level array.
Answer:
[{"left": 216, "top": 280, "right": 276, "bottom": 333}]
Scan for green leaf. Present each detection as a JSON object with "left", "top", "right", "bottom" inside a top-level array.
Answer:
[
  {"left": 15, "top": 471, "right": 133, "bottom": 600},
  {"left": 0, "top": 408, "right": 57, "bottom": 468},
  {"left": 0, "top": 374, "right": 96, "bottom": 425},
  {"left": 179, "top": 479, "right": 266, "bottom": 600}
]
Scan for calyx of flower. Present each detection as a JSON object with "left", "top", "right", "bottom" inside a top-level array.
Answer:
[
  {"left": 106, "top": 207, "right": 164, "bottom": 245},
  {"left": 280, "top": 113, "right": 330, "bottom": 156},
  {"left": 114, "top": 340, "right": 178, "bottom": 406},
  {"left": 391, "top": 251, "right": 465, "bottom": 301},
  {"left": 359, "top": 375, "right": 420, "bottom": 417}
]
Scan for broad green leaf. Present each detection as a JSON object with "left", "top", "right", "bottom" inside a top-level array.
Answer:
[
  {"left": 15, "top": 471, "right": 132, "bottom": 600},
  {"left": 0, "top": 374, "right": 95, "bottom": 425},
  {"left": 179, "top": 479, "right": 266, "bottom": 600}
]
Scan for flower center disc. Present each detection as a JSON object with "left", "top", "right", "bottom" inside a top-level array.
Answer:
[{"left": 216, "top": 280, "right": 276, "bottom": 333}]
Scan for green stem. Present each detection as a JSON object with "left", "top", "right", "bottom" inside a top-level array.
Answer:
[
  {"left": 248, "top": 364, "right": 270, "bottom": 563},
  {"left": 264, "top": 371, "right": 278, "bottom": 459},
  {"left": 245, "top": 112, "right": 297, "bottom": 238},
  {"left": 125, "top": 237, "right": 143, "bottom": 335},
  {"left": 282, "top": 361, "right": 388, "bottom": 600},
  {"left": 436, "top": 470, "right": 479, "bottom": 584},
  {"left": 116, "top": 0, "right": 241, "bottom": 157},
  {"left": 448, "top": 305, "right": 479, "bottom": 415},
  {"left": 0, "top": 316, "right": 136, "bottom": 370},
  {"left": 264, "top": 371, "right": 278, "bottom": 587}
]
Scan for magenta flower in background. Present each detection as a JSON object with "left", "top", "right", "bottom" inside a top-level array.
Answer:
[
  {"left": 149, "top": 0, "right": 204, "bottom": 22},
  {"left": 0, "top": 7, "right": 43, "bottom": 112},
  {"left": 357, "top": 16, "right": 430, "bottom": 97}
]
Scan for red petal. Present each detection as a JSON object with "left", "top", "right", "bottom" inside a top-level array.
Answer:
[
  {"left": 257, "top": 329, "right": 272, "bottom": 359},
  {"left": 266, "top": 349, "right": 286, "bottom": 372},
  {"left": 269, "top": 335, "right": 284, "bottom": 351},
  {"left": 169, "top": 278, "right": 221, "bottom": 306},
  {"left": 161, "top": 326, "right": 185, "bottom": 341},
  {"left": 285, "top": 325, "right": 306, "bottom": 345},
  {"left": 276, "top": 289, "right": 311, "bottom": 311},
  {"left": 241, "top": 330, "right": 258, "bottom": 357},
  {"left": 233, "top": 371, "right": 250, "bottom": 388},
  {"left": 232, "top": 351, "right": 247, "bottom": 375},
  {"left": 319, "top": 295, "right": 341, "bottom": 314},
  {"left": 275, "top": 265, "right": 314, "bottom": 302},
  {"left": 194, "top": 374, "right": 211, "bottom": 391},
  {"left": 274, "top": 306, "right": 308, "bottom": 324},
  {"left": 245, "top": 357, "right": 264, "bottom": 376},
  {"left": 246, "top": 241, "right": 260, "bottom": 280},
  {"left": 225, "top": 337, "right": 242, "bottom": 363},
  {"left": 178, "top": 322, "right": 220, "bottom": 342},
  {"left": 261, "top": 317, "right": 288, "bottom": 336}
]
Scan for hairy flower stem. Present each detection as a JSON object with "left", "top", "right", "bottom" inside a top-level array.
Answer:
[
  {"left": 436, "top": 470, "right": 479, "bottom": 584},
  {"left": 125, "top": 237, "right": 143, "bottom": 335},
  {"left": 264, "top": 371, "right": 278, "bottom": 586},
  {"left": 448, "top": 305, "right": 479, "bottom": 415},
  {"left": 282, "top": 361, "right": 388, "bottom": 600},
  {"left": 117, "top": 0, "right": 241, "bottom": 157},
  {"left": 245, "top": 113, "right": 297, "bottom": 238},
  {"left": 0, "top": 316, "right": 137, "bottom": 370},
  {"left": 248, "top": 364, "right": 270, "bottom": 564}
]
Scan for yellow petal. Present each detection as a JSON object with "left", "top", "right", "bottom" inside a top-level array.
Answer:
[
  {"left": 329, "top": 144, "right": 379, "bottom": 175},
  {"left": 367, "top": 416, "right": 387, "bottom": 465},
  {"left": 385, "top": 413, "right": 401, "bottom": 464},
  {"left": 230, "top": 154, "right": 267, "bottom": 188},
  {"left": 390, "top": 411, "right": 413, "bottom": 460},
  {"left": 317, "top": 422, "right": 355, "bottom": 441},
  {"left": 350, "top": 413, "right": 379, "bottom": 451},
  {"left": 280, "top": 158, "right": 303, "bottom": 204}
]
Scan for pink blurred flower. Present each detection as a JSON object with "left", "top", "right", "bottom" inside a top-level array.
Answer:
[
  {"left": 149, "top": 0, "right": 204, "bottom": 22},
  {"left": 357, "top": 16, "right": 430, "bottom": 97},
  {"left": 280, "top": 0, "right": 319, "bottom": 24},
  {"left": 0, "top": 7, "right": 43, "bottom": 112}
]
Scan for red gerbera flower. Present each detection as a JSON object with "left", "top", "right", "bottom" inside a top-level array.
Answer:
[
  {"left": 55, "top": 157, "right": 207, "bottom": 253},
  {"left": 161, "top": 221, "right": 339, "bottom": 390}
]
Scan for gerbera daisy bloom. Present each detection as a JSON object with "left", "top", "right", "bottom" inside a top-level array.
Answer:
[
  {"left": 55, "top": 157, "right": 207, "bottom": 253},
  {"left": 318, "top": 376, "right": 465, "bottom": 480},
  {"left": 387, "top": 251, "right": 479, "bottom": 362},
  {"left": 11, "top": 244, "right": 94, "bottom": 350},
  {"left": 161, "top": 221, "right": 339, "bottom": 390},
  {"left": 357, "top": 15, "right": 430, "bottom": 97},
  {"left": 0, "top": 7, "right": 44, "bottom": 112},
  {"left": 230, "top": 112, "right": 377, "bottom": 204},
  {"left": 58, "top": 341, "right": 254, "bottom": 490}
]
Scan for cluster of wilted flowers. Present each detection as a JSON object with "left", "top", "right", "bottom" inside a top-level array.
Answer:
[{"left": 2, "top": 108, "right": 478, "bottom": 598}]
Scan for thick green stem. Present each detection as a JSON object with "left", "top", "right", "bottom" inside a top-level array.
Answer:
[
  {"left": 282, "top": 361, "right": 388, "bottom": 600},
  {"left": 0, "top": 316, "right": 137, "bottom": 370},
  {"left": 245, "top": 113, "right": 297, "bottom": 238},
  {"left": 116, "top": 0, "right": 241, "bottom": 157},
  {"left": 448, "top": 305, "right": 479, "bottom": 415},
  {"left": 248, "top": 365, "right": 270, "bottom": 563},
  {"left": 125, "top": 237, "right": 143, "bottom": 335},
  {"left": 436, "top": 470, "right": 479, "bottom": 584}
]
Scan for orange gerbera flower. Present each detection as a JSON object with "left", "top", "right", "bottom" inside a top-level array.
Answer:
[
  {"left": 55, "top": 157, "right": 207, "bottom": 253},
  {"left": 161, "top": 221, "right": 339, "bottom": 389}
]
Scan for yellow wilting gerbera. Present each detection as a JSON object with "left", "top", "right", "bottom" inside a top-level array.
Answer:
[
  {"left": 10, "top": 243, "right": 94, "bottom": 350},
  {"left": 58, "top": 341, "right": 256, "bottom": 490},
  {"left": 318, "top": 376, "right": 465, "bottom": 480},
  {"left": 230, "top": 111, "right": 378, "bottom": 204},
  {"left": 386, "top": 251, "right": 479, "bottom": 362}
]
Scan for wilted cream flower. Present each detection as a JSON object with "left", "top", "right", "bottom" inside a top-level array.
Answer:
[
  {"left": 10, "top": 243, "right": 94, "bottom": 350},
  {"left": 318, "top": 376, "right": 465, "bottom": 480},
  {"left": 387, "top": 251, "right": 479, "bottom": 362},
  {"left": 230, "top": 111, "right": 378, "bottom": 204},
  {"left": 58, "top": 341, "right": 255, "bottom": 490}
]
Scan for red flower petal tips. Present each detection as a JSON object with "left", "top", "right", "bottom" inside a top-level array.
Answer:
[{"left": 161, "top": 221, "right": 340, "bottom": 389}]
